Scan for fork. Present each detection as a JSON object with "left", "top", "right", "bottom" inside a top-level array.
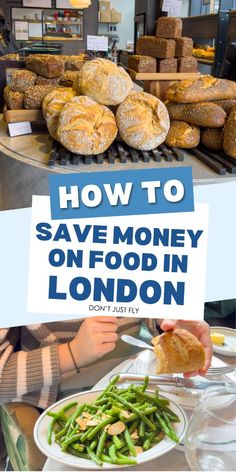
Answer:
[{"left": 206, "top": 363, "right": 236, "bottom": 376}]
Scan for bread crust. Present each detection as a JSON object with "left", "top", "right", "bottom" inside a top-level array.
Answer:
[
  {"left": 4, "top": 85, "right": 24, "bottom": 110},
  {"left": 75, "top": 58, "right": 133, "bottom": 106},
  {"left": 167, "top": 76, "right": 236, "bottom": 103},
  {"left": 201, "top": 128, "right": 224, "bottom": 151},
  {"left": 9, "top": 70, "right": 37, "bottom": 92},
  {"left": 223, "top": 105, "right": 236, "bottom": 158},
  {"left": 152, "top": 329, "right": 206, "bottom": 374},
  {"left": 42, "top": 87, "right": 77, "bottom": 140},
  {"left": 167, "top": 102, "right": 226, "bottom": 127},
  {"left": 165, "top": 121, "right": 200, "bottom": 148},
  {"left": 57, "top": 96, "right": 118, "bottom": 155},
  {"left": 116, "top": 91, "right": 170, "bottom": 151}
]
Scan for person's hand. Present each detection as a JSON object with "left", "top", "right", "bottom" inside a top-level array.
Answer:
[
  {"left": 70, "top": 317, "right": 119, "bottom": 368},
  {"left": 160, "top": 319, "right": 212, "bottom": 377}
]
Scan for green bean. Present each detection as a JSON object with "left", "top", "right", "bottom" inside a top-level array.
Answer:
[
  {"left": 112, "top": 435, "right": 123, "bottom": 450},
  {"left": 143, "top": 431, "right": 164, "bottom": 451},
  {"left": 71, "top": 443, "right": 85, "bottom": 452},
  {"left": 142, "top": 375, "right": 149, "bottom": 392},
  {"left": 47, "top": 411, "right": 67, "bottom": 422},
  {"left": 62, "top": 401, "right": 78, "bottom": 412},
  {"left": 124, "top": 429, "right": 137, "bottom": 456},
  {"left": 108, "top": 444, "right": 117, "bottom": 462},
  {"left": 101, "top": 454, "right": 114, "bottom": 464},
  {"left": 161, "top": 410, "right": 179, "bottom": 443},
  {"left": 116, "top": 452, "right": 137, "bottom": 464},
  {"left": 108, "top": 392, "right": 156, "bottom": 431},
  {"left": 96, "top": 430, "right": 107, "bottom": 458},
  {"left": 95, "top": 375, "right": 120, "bottom": 402},
  {"left": 47, "top": 417, "right": 57, "bottom": 445},
  {"left": 131, "top": 388, "right": 169, "bottom": 407},
  {"left": 67, "top": 446, "right": 88, "bottom": 459},
  {"left": 86, "top": 447, "right": 103, "bottom": 467},
  {"left": 128, "top": 418, "right": 139, "bottom": 434},
  {"left": 60, "top": 433, "right": 81, "bottom": 451},
  {"left": 87, "top": 417, "right": 115, "bottom": 441},
  {"left": 139, "top": 419, "right": 145, "bottom": 438},
  {"left": 90, "top": 439, "right": 98, "bottom": 451},
  {"left": 154, "top": 411, "right": 178, "bottom": 443}
]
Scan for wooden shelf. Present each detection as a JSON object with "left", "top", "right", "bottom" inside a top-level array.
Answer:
[{"left": 134, "top": 72, "right": 200, "bottom": 81}]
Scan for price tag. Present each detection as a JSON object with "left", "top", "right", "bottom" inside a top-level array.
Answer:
[
  {"left": 8, "top": 122, "right": 32, "bottom": 137},
  {"left": 87, "top": 35, "right": 108, "bottom": 52}
]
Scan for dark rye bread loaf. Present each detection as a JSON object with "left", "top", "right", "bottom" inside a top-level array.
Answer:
[
  {"left": 175, "top": 37, "right": 193, "bottom": 57},
  {"left": 167, "top": 76, "right": 236, "bottom": 103},
  {"left": 156, "top": 17, "right": 182, "bottom": 39},
  {"left": 166, "top": 102, "right": 226, "bottom": 127},
  {"left": 136, "top": 36, "right": 175, "bottom": 58},
  {"left": 128, "top": 55, "right": 157, "bottom": 73}
]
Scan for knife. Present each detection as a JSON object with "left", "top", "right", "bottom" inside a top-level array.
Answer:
[{"left": 110, "top": 373, "right": 227, "bottom": 390}]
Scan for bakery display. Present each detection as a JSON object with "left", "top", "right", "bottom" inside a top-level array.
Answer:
[
  {"left": 25, "top": 54, "right": 65, "bottom": 78},
  {"left": 136, "top": 37, "right": 176, "bottom": 59},
  {"left": 4, "top": 85, "right": 24, "bottom": 110},
  {"left": 201, "top": 128, "right": 224, "bottom": 152},
  {"left": 57, "top": 96, "right": 118, "bottom": 155},
  {"left": 152, "top": 329, "right": 205, "bottom": 374},
  {"left": 166, "top": 76, "right": 236, "bottom": 103},
  {"left": 42, "top": 87, "right": 77, "bottom": 140},
  {"left": 128, "top": 55, "right": 157, "bottom": 73},
  {"left": 156, "top": 17, "right": 182, "bottom": 39},
  {"left": 9, "top": 69, "right": 37, "bottom": 92},
  {"left": 24, "top": 85, "right": 57, "bottom": 110},
  {"left": 223, "top": 105, "right": 236, "bottom": 159},
  {"left": 166, "top": 102, "right": 226, "bottom": 127},
  {"left": 116, "top": 91, "right": 170, "bottom": 151},
  {"left": 165, "top": 121, "right": 200, "bottom": 148},
  {"left": 75, "top": 58, "right": 133, "bottom": 106},
  {"left": 175, "top": 37, "right": 193, "bottom": 58}
]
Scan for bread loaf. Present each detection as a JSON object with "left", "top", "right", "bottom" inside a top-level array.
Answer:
[
  {"left": 201, "top": 128, "right": 224, "bottom": 151},
  {"left": 61, "top": 54, "right": 87, "bottom": 71},
  {"left": 178, "top": 56, "right": 198, "bottom": 73},
  {"left": 175, "top": 37, "right": 193, "bottom": 57},
  {"left": 152, "top": 329, "right": 205, "bottom": 374},
  {"left": 167, "top": 76, "right": 236, "bottom": 103},
  {"left": 128, "top": 55, "right": 157, "bottom": 73},
  {"left": 9, "top": 69, "right": 37, "bottom": 92},
  {"left": 4, "top": 85, "right": 24, "bottom": 110},
  {"left": 156, "top": 17, "right": 182, "bottom": 38},
  {"left": 26, "top": 54, "right": 65, "bottom": 78},
  {"left": 36, "top": 76, "right": 60, "bottom": 86},
  {"left": 116, "top": 91, "right": 170, "bottom": 151},
  {"left": 136, "top": 36, "right": 176, "bottom": 58},
  {"left": 157, "top": 58, "right": 177, "bottom": 73},
  {"left": 165, "top": 121, "right": 200, "bottom": 148},
  {"left": 42, "top": 87, "right": 77, "bottom": 140},
  {"left": 57, "top": 96, "right": 118, "bottom": 155},
  {"left": 75, "top": 58, "right": 133, "bottom": 106},
  {"left": 213, "top": 99, "right": 236, "bottom": 116},
  {"left": 223, "top": 105, "right": 236, "bottom": 159},
  {"left": 59, "top": 71, "right": 79, "bottom": 87},
  {"left": 166, "top": 102, "right": 226, "bottom": 127},
  {"left": 24, "top": 85, "right": 56, "bottom": 109}
]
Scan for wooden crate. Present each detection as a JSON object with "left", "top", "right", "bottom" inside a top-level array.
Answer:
[
  {"left": 132, "top": 72, "right": 200, "bottom": 101},
  {"left": 3, "top": 105, "right": 44, "bottom": 123}
]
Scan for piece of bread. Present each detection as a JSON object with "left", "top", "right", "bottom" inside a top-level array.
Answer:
[
  {"left": 166, "top": 102, "right": 226, "bottom": 127},
  {"left": 165, "top": 120, "right": 200, "bottom": 148},
  {"left": 152, "top": 329, "right": 205, "bottom": 374},
  {"left": 23, "top": 85, "right": 57, "bottom": 110},
  {"left": 0, "top": 53, "right": 20, "bottom": 61},
  {"left": 178, "top": 56, "right": 198, "bottom": 73},
  {"left": 75, "top": 58, "right": 133, "bottom": 106},
  {"left": 9, "top": 69, "right": 37, "bottom": 92},
  {"left": 25, "top": 54, "right": 65, "bottom": 78},
  {"left": 128, "top": 55, "right": 157, "bottom": 73},
  {"left": 59, "top": 71, "right": 79, "bottom": 87},
  {"left": 201, "top": 128, "right": 224, "bottom": 151},
  {"left": 175, "top": 37, "right": 193, "bottom": 57},
  {"left": 223, "top": 105, "right": 236, "bottom": 159},
  {"left": 157, "top": 58, "right": 177, "bottom": 73},
  {"left": 116, "top": 91, "right": 170, "bottom": 151},
  {"left": 166, "top": 75, "right": 236, "bottom": 103},
  {"left": 36, "top": 75, "right": 61, "bottom": 86},
  {"left": 213, "top": 99, "right": 236, "bottom": 116},
  {"left": 156, "top": 17, "right": 182, "bottom": 39},
  {"left": 136, "top": 36, "right": 176, "bottom": 58},
  {"left": 61, "top": 54, "right": 87, "bottom": 71},
  {"left": 42, "top": 87, "right": 77, "bottom": 140},
  {"left": 57, "top": 96, "right": 118, "bottom": 155},
  {"left": 4, "top": 85, "right": 24, "bottom": 110}
]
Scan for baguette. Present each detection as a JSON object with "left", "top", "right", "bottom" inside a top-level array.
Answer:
[
  {"left": 166, "top": 75, "right": 236, "bottom": 103},
  {"left": 165, "top": 121, "right": 200, "bottom": 148},
  {"left": 213, "top": 99, "right": 236, "bottom": 116},
  {"left": 223, "top": 105, "right": 236, "bottom": 159},
  {"left": 166, "top": 102, "right": 226, "bottom": 127}
]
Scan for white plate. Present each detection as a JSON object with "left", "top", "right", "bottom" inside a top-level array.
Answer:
[
  {"left": 34, "top": 389, "right": 187, "bottom": 470},
  {"left": 210, "top": 327, "right": 236, "bottom": 357}
]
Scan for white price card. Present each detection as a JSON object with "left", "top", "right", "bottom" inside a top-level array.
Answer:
[
  {"left": 8, "top": 122, "right": 32, "bottom": 137},
  {"left": 87, "top": 35, "right": 108, "bottom": 52},
  {"left": 162, "top": 0, "right": 183, "bottom": 16},
  {"left": 14, "top": 21, "right": 29, "bottom": 41}
]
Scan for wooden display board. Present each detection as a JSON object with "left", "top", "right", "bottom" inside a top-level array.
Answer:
[{"left": 3, "top": 106, "right": 44, "bottom": 123}]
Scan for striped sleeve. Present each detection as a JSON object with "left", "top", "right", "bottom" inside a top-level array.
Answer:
[{"left": 0, "top": 328, "right": 60, "bottom": 406}]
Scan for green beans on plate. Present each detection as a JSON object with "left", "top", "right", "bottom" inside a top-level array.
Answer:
[{"left": 46, "top": 375, "right": 180, "bottom": 467}]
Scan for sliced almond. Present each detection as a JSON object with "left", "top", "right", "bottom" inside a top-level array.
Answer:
[
  {"left": 121, "top": 410, "right": 131, "bottom": 419},
  {"left": 104, "top": 424, "right": 111, "bottom": 432},
  {"left": 86, "top": 419, "right": 100, "bottom": 426},
  {"left": 82, "top": 412, "right": 93, "bottom": 420},
  {"left": 130, "top": 430, "right": 139, "bottom": 440},
  {"left": 76, "top": 417, "right": 87, "bottom": 430},
  {"left": 107, "top": 421, "right": 126, "bottom": 436},
  {"left": 135, "top": 446, "right": 143, "bottom": 455}
]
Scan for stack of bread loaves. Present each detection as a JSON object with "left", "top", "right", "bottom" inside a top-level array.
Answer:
[
  {"left": 129, "top": 16, "right": 197, "bottom": 74},
  {"left": 164, "top": 75, "right": 236, "bottom": 157},
  {"left": 42, "top": 58, "right": 170, "bottom": 155}
]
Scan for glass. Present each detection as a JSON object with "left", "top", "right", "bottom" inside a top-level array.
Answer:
[{"left": 184, "top": 385, "right": 236, "bottom": 471}]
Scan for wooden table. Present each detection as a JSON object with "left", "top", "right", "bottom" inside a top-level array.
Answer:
[{"left": 0, "top": 116, "right": 236, "bottom": 210}]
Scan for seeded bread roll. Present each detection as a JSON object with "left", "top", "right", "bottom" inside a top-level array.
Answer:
[
  {"left": 152, "top": 329, "right": 206, "bottom": 374},
  {"left": 75, "top": 58, "right": 133, "bottom": 106},
  {"left": 24, "top": 85, "right": 57, "bottom": 109},
  {"left": 201, "top": 128, "right": 224, "bottom": 151},
  {"left": 166, "top": 102, "right": 226, "bottom": 127},
  {"left": 223, "top": 105, "right": 236, "bottom": 159},
  {"left": 4, "top": 85, "right": 24, "bottom": 109},
  {"left": 26, "top": 54, "right": 65, "bottom": 78},
  {"left": 9, "top": 69, "right": 37, "bottom": 92},
  {"left": 116, "top": 91, "right": 170, "bottom": 151},
  {"left": 167, "top": 75, "right": 236, "bottom": 103},
  {"left": 42, "top": 87, "right": 77, "bottom": 140},
  {"left": 57, "top": 96, "right": 118, "bottom": 155},
  {"left": 165, "top": 121, "right": 200, "bottom": 148}
]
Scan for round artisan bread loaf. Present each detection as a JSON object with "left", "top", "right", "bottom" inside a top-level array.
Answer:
[
  {"left": 75, "top": 58, "right": 133, "bottom": 105},
  {"left": 42, "top": 87, "right": 77, "bottom": 140},
  {"left": 152, "top": 329, "right": 206, "bottom": 374},
  {"left": 165, "top": 120, "right": 200, "bottom": 148},
  {"left": 57, "top": 95, "right": 118, "bottom": 155},
  {"left": 116, "top": 91, "right": 170, "bottom": 150}
]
